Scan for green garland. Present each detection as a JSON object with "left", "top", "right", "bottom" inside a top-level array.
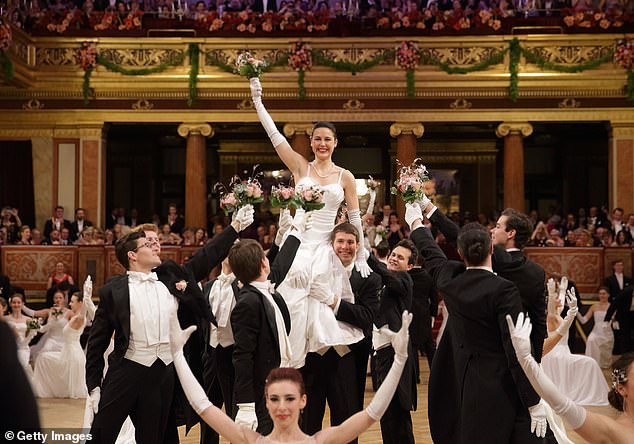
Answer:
[
  {"left": 96, "top": 52, "right": 185, "bottom": 76},
  {"left": 83, "top": 67, "right": 93, "bottom": 104},
  {"left": 520, "top": 45, "right": 614, "bottom": 73},
  {"left": 312, "top": 49, "right": 395, "bottom": 74},
  {"left": 297, "top": 69, "right": 306, "bottom": 101},
  {"left": 406, "top": 69, "right": 415, "bottom": 98},
  {"left": 627, "top": 70, "right": 634, "bottom": 101},
  {"left": 419, "top": 47, "right": 509, "bottom": 75},
  {"left": 0, "top": 51, "right": 14, "bottom": 81},
  {"left": 188, "top": 43, "right": 199, "bottom": 106},
  {"left": 509, "top": 38, "right": 521, "bottom": 102}
]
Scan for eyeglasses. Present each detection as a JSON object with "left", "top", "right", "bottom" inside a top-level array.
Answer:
[{"left": 133, "top": 241, "right": 154, "bottom": 252}]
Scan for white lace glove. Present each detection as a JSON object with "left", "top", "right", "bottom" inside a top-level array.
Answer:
[
  {"left": 275, "top": 209, "right": 292, "bottom": 246},
  {"left": 556, "top": 288, "right": 579, "bottom": 336},
  {"left": 231, "top": 204, "right": 255, "bottom": 232},
  {"left": 235, "top": 402, "right": 258, "bottom": 430},
  {"left": 168, "top": 312, "right": 212, "bottom": 415},
  {"left": 528, "top": 401, "right": 548, "bottom": 438},
  {"left": 506, "top": 313, "right": 587, "bottom": 430},
  {"left": 404, "top": 202, "right": 424, "bottom": 231},
  {"left": 366, "top": 311, "right": 412, "bottom": 420},
  {"left": 366, "top": 189, "right": 376, "bottom": 216},
  {"left": 250, "top": 78, "right": 286, "bottom": 148},
  {"left": 348, "top": 208, "right": 372, "bottom": 278},
  {"left": 88, "top": 387, "right": 101, "bottom": 415}
]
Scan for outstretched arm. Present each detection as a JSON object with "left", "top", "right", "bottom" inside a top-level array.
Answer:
[
  {"left": 316, "top": 312, "right": 412, "bottom": 444},
  {"left": 506, "top": 313, "right": 624, "bottom": 443},
  {"left": 250, "top": 78, "right": 308, "bottom": 177},
  {"left": 169, "top": 312, "right": 258, "bottom": 444}
]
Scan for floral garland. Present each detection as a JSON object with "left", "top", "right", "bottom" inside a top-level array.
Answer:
[
  {"left": 196, "top": 10, "right": 329, "bottom": 34},
  {"left": 77, "top": 41, "right": 97, "bottom": 71},
  {"left": 44, "top": 9, "right": 84, "bottom": 33},
  {"left": 396, "top": 41, "right": 420, "bottom": 98},
  {"left": 0, "top": 19, "right": 14, "bottom": 81},
  {"left": 562, "top": 10, "right": 624, "bottom": 29},
  {"left": 615, "top": 38, "right": 634, "bottom": 100},
  {"left": 288, "top": 41, "right": 312, "bottom": 100},
  {"left": 118, "top": 11, "right": 143, "bottom": 31}
]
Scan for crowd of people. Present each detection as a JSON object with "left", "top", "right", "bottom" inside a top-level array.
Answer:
[
  {"left": 3, "top": 75, "right": 634, "bottom": 444},
  {"left": 4, "top": 0, "right": 631, "bottom": 31}
]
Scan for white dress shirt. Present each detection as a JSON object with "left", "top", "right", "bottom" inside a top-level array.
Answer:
[
  {"left": 208, "top": 272, "right": 236, "bottom": 348},
  {"left": 125, "top": 271, "right": 177, "bottom": 367}
]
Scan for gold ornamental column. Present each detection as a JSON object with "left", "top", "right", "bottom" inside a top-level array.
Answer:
[
  {"left": 390, "top": 122, "right": 424, "bottom": 220},
  {"left": 283, "top": 122, "right": 314, "bottom": 160},
  {"left": 609, "top": 123, "right": 634, "bottom": 213},
  {"left": 496, "top": 122, "right": 533, "bottom": 213},
  {"left": 178, "top": 123, "right": 214, "bottom": 229}
]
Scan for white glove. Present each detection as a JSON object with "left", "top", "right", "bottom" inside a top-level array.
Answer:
[
  {"left": 404, "top": 202, "right": 423, "bottom": 230},
  {"left": 558, "top": 277, "right": 568, "bottom": 308},
  {"left": 235, "top": 402, "right": 258, "bottom": 430},
  {"left": 348, "top": 208, "right": 372, "bottom": 278},
  {"left": 528, "top": 401, "right": 548, "bottom": 438},
  {"left": 366, "top": 189, "right": 376, "bottom": 216},
  {"left": 555, "top": 288, "right": 579, "bottom": 336},
  {"left": 291, "top": 208, "right": 308, "bottom": 233},
  {"left": 546, "top": 278, "right": 557, "bottom": 315},
  {"left": 168, "top": 312, "right": 213, "bottom": 415},
  {"left": 88, "top": 387, "right": 101, "bottom": 415},
  {"left": 366, "top": 311, "right": 412, "bottom": 420},
  {"left": 416, "top": 193, "right": 431, "bottom": 212},
  {"left": 506, "top": 313, "right": 587, "bottom": 430},
  {"left": 83, "top": 275, "right": 93, "bottom": 299},
  {"left": 565, "top": 287, "right": 577, "bottom": 311},
  {"left": 275, "top": 209, "right": 292, "bottom": 246},
  {"left": 250, "top": 78, "right": 286, "bottom": 147},
  {"left": 612, "top": 320, "right": 620, "bottom": 330},
  {"left": 231, "top": 204, "right": 255, "bottom": 232}
]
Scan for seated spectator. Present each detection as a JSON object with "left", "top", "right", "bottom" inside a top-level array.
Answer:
[
  {"left": 1, "top": 206, "right": 22, "bottom": 244},
  {"left": 194, "top": 227, "right": 208, "bottom": 246},
  {"left": 575, "top": 228, "right": 594, "bottom": 247},
  {"left": 0, "top": 296, "right": 7, "bottom": 315},
  {"left": 529, "top": 220, "right": 550, "bottom": 246},
  {"left": 77, "top": 226, "right": 99, "bottom": 245},
  {"left": 546, "top": 229, "right": 565, "bottom": 247},
  {"left": 16, "top": 225, "right": 33, "bottom": 245},
  {"left": 0, "top": 226, "right": 7, "bottom": 246},
  {"left": 560, "top": 213, "right": 578, "bottom": 238},
  {"left": 165, "top": 203, "right": 185, "bottom": 234},
  {"left": 31, "top": 228, "right": 43, "bottom": 245},
  {"left": 194, "top": 0, "right": 208, "bottom": 18},
  {"left": 612, "top": 230, "right": 631, "bottom": 247},
  {"left": 159, "top": 223, "right": 182, "bottom": 245},
  {"left": 46, "top": 262, "right": 75, "bottom": 290},
  {"left": 181, "top": 226, "right": 196, "bottom": 245},
  {"left": 595, "top": 227, "right": 613, "bottom": 247},
  {"left": 44, "top": 229, "right": 62, "bottom": 245}
]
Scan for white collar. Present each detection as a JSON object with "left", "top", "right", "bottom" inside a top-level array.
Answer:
[
  {"left": 466, "top": 265, "right": 494, "bottom": 273},
  {"left": 505, "top": 248, "right": 521, "bottom": 252}
]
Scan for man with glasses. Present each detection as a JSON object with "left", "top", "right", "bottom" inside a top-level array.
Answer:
[{"left": 86, "top": 206, "right": 255, "bottom": 444}]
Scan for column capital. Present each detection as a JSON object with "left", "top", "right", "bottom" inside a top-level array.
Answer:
[
  {"left": 178, "top": 123, "right": 214, "bottom": 138},
  {"left": 495, "top": 122, "right": 533, "bottom": 138},
  {"left": 389, "top": 122, "right": 424, "bottom": 138},
  {"left": 283, "top": 122, "right": 314, "bottom": 138},
  {"left": 610, "top": 122, "right": 634, "bottom": 137}
]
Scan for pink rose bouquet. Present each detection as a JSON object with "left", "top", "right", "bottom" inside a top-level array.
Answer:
[
  {"left": 236, "top": 51, "right": 267, "bottom": 79},
  {"left": 217, "top": 173, "right": 264, "bottom": 216},
  {"left": 293, "top": 184, "right": 325, "bottom": 212},
  {"left": 269, "top": 185, "right": 295, "bottom": 209},
  {"left": 390, "top": 158, "right": 430, "bottom": 203}
]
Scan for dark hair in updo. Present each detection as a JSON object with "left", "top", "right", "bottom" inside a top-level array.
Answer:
[
  {"left": 265, "top": 367, "right": 306, "bottom": 397},
  {"left": 312, "top": 122, "right": 337, "bottom": 139},
  {"left": 457, "top": 222, "right": 491, "bottom": 266},
  {"left": 608, "top": 352, "right": 634, "bottom": 411}
]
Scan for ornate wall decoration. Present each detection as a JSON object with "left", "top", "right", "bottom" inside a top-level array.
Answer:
[
  {"left": 35, "top": 47, "right": 77, "bottom": 66},
  {"left": 317, "top": 47, "right": 391, "bottom": 65},
  {"left": 558, "top": 98, "right": 581, "bottom": 108},
  {"left": 22, "top": 99, "right": 44, "bottom": 110},
  {"left": 421, "top": 46, "right": 502, "bottom": 65},
  {"left": 131, "top": 98, "right": 154, "bottom": 110},
  {"left": 450, "top": 98, "right": 472, "bottom": 109},
  {"left": 98, "top": 48, "right": 184, "bottom": 67},
  {"left": 526, "top": 248, "right": 603, "bottom": 293},
  {"left": 526, "top": 45, "right": 611, "bottom": 65},
  {"left": 343, "top": 99, "right": 365, "bottom": 110},
  {"left": 204, "top": 48, "right": 288, "bottom": 70},
  {"left": 1, "top": 248, "right": 75, "bottom": 291},
  {"left": 236, "top": 98, "right": 254, "bottom": 110}
]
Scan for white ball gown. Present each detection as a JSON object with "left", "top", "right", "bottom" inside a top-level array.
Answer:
[
  {"left": 584, "top": 310, "right": 613, "bottom": 368},
  {"left": 33, "top": 319, "right": 88, "bottom": 398},
  {"left": 30, "top": 312, "right": 68, "bottom": 362},
  {"left": 7, "top": 317, "right": 36, "bottom": 383},
  {"left": 541, "top": 330, "right": 609, "bottom": 406},
  {"left": 276, "top": 169, "right": 364, "bottom": 368}
]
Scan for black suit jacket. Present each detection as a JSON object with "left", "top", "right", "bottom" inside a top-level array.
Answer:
[
  {"left": 43, "top": 218, "right": 72, "bottom": 239},
  {"left": 252, "top": 0, "right": 277, "bottom": 13},
  {"left": 605, "top": 286, "right": 634, "bottom": 327},
  {"left": 410, "top": 227, "right": 540, "bottom": 444},
  {"left": 70, "top": 220, "right": 93, "bottom": 242},
  {"left": 605, "top": 274, "right": 633, "bottom": 303},
  {"left": 337, "top": 269, "right": 381, "bottom": 339},
  {"left": 408, "top": 267, "right": 437, "bottom": 345},
  {"left": 231, "top": 235, "right": 300, "bottom": 405}
]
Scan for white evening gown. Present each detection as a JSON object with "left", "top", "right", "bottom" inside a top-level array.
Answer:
[
  {"left": 33, "top": 320, "right": 88, "bottom": 398},
  {"left": 31, "top": 313, "right": 68, "bottom": 362},
  {"left": 7, "top": 318, "right": 35, "bottom": 383},
  {"left": 585, "top": 310, "right": 613, "bottom": 369},
  {"left": 276, "top": 169, "right": 364, "bottom": 368},
  {"left": 542, "top": 331, "right": 609, "bottom": 406}
]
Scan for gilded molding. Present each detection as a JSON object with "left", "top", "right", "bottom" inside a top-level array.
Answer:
[
  {"left": 99, "top": 48, "right": 185, "bottom": 67},
  {"left": 558, "top": 98, "right": 581, "bottom": 109},
  {"left": 220, "top": 155, "right": 280, "bottom": 163},
  {"left": 610, "top": 124, "right": 634, "bottom": 137},
  {"left": 283, "top": 123, "right": 313, "bottom": 138},
  {"left": 390, "top": 123, "right": 424, "bottom": 138},
  {"left": 495, "top": 122, "right": 533, "bottom": 138},
  {"left": 343, "top": 99, "right": 365, "bottom": 111},
  {"left": 450, "top": 98, "right": 472, "bottom": 110},
  {"left": 177, "top": 123, "right": 214, "bottom": 138},
  {"left": 421, "top": 46, "right": 503, "bottom": 65},
  {"left": 131, "top": 99, "right": 154, "bottom": 110},
  {"left": 22, "top": 99, "right": 45, "bottom": 110},
  {"left": 237, "top": 99, "right": 255, "bottom": 110},
  {"left": 526, "top": 45, "right": 611, "bottom": 65}
]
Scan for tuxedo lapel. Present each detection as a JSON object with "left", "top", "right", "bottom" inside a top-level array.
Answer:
[
  {"left": 250, "top": 285, "right": 280, "bottom": 347},
  {"left": 112, "top": 275, "right": 131, "bottom": 342}
]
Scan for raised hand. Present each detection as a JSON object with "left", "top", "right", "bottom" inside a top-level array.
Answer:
[
  {"left": 505, "top": 312, "right": 533, "bottom": 361},
  {"left": 565, "top": 287, "right": 578, "bottom": 311},
  {"left": 249, "top": 77, "right": 262, "bottom": 102},
  {"left": 354, "top": 247, "right": 372, "bottom": 278},
  {"left": 83, "top": 275, "right": 93, "bottom": 300},
  {"left": 404, "top": 202, "right": 423, "bottom": 230},
  {"left": 231, "top": 204, "right": 255, "bottom": 232},
  {"left": 168, "top": 311, "right": 196, "bottom": 359},
  {"left": 275, "top": 208, "right": 292, "bottom": 246}
]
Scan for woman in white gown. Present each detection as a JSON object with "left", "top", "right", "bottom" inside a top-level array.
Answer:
[
  {"left": 24, "top": 289, "right": 70, "bottom": 361},
  {"left": 576, "top": 286, "right": 613, "bottom": 368},
  {"left": 250, "top": 78, "right": 371, "bottom": 368},
  {"left": 33, "top": 292, "right": 88, "bottom": 398},
  {"left": 542, "top": 281, "right": 609, "bottom": 406},
  {"left": 4, "top": 293, "right": 37, "bottom": 382}
]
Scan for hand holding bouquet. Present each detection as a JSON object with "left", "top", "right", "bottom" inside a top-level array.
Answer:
[
  {"left": 292, "top": 184, "right": 325, "bottom": 212},
  {"left": 269, "top": 185, "right": 295, "bottom": 209},
  {"left": 217, "top": 174, "right": 264, "bottom": 216},
  {"left": 236, "top": 51, "right": 267, "bottom": 79},
  {"left": 390, "top": 158, "right": 430, "bottom": 204}
]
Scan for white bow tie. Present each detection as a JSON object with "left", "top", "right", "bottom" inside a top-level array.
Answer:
[{"left": 128, "top": 272, "right": 159, "bottom": 284}]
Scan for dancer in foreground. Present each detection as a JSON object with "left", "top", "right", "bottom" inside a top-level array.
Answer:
[
  {"left": 168, "top": 310, "right": 412, "bottom": 444},
  {"left": 507, "top": 313, "right": 634, "bottom": 444}
]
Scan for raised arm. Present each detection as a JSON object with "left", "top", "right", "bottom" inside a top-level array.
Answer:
[
  {"left": 506, "top": 313, "right": 624, "bottom": 444},
  {"left": 342, "top": 169, "right": 372, "bottom": 277},
  {"left": 316, "top": 312, "right": 412, "bottom": 444},
  {"left": 250, "top": 77, "right": 308, "bottom": 178},
  {"left": 169, "top": 312, "right": 257, "bottom": 444}
]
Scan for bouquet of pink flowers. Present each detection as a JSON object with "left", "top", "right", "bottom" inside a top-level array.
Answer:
[
  {"left": 367, "top": 176, "right": 380, "bottom": 191},
  {"left": 396, "top": 41, "right": 420, "bottom": 71},
  {"left": 375, "top": 224, "right": 387, "bottom": 239},
  {"left": 269, "top": 185, "right": 295, "bottom": 209},
  {"left": 615, "top": 38, "right": 634, "bottom": 71},
  {"left": 217, "top": 174, "right": 264, "bottom": 216},
  {"left": 27, "top": 318, "right": 41, "bottom": 331},
  {"left": 236, "top": 51, "right": 267, "bottom": 79},
  {"left": 390, "top": 158, "right": 430, "bottom": 203},
  {"left": 292, "top": 184, "right": 325, "bottom": 211}
]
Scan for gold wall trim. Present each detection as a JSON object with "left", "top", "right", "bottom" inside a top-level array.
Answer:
[{"left": 496, "top": 122, "right": 534, "bottom": 138}]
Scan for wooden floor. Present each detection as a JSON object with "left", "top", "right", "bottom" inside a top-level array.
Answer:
[{"left": 38, "top": 357, "right": 618, "bottom": 443}]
